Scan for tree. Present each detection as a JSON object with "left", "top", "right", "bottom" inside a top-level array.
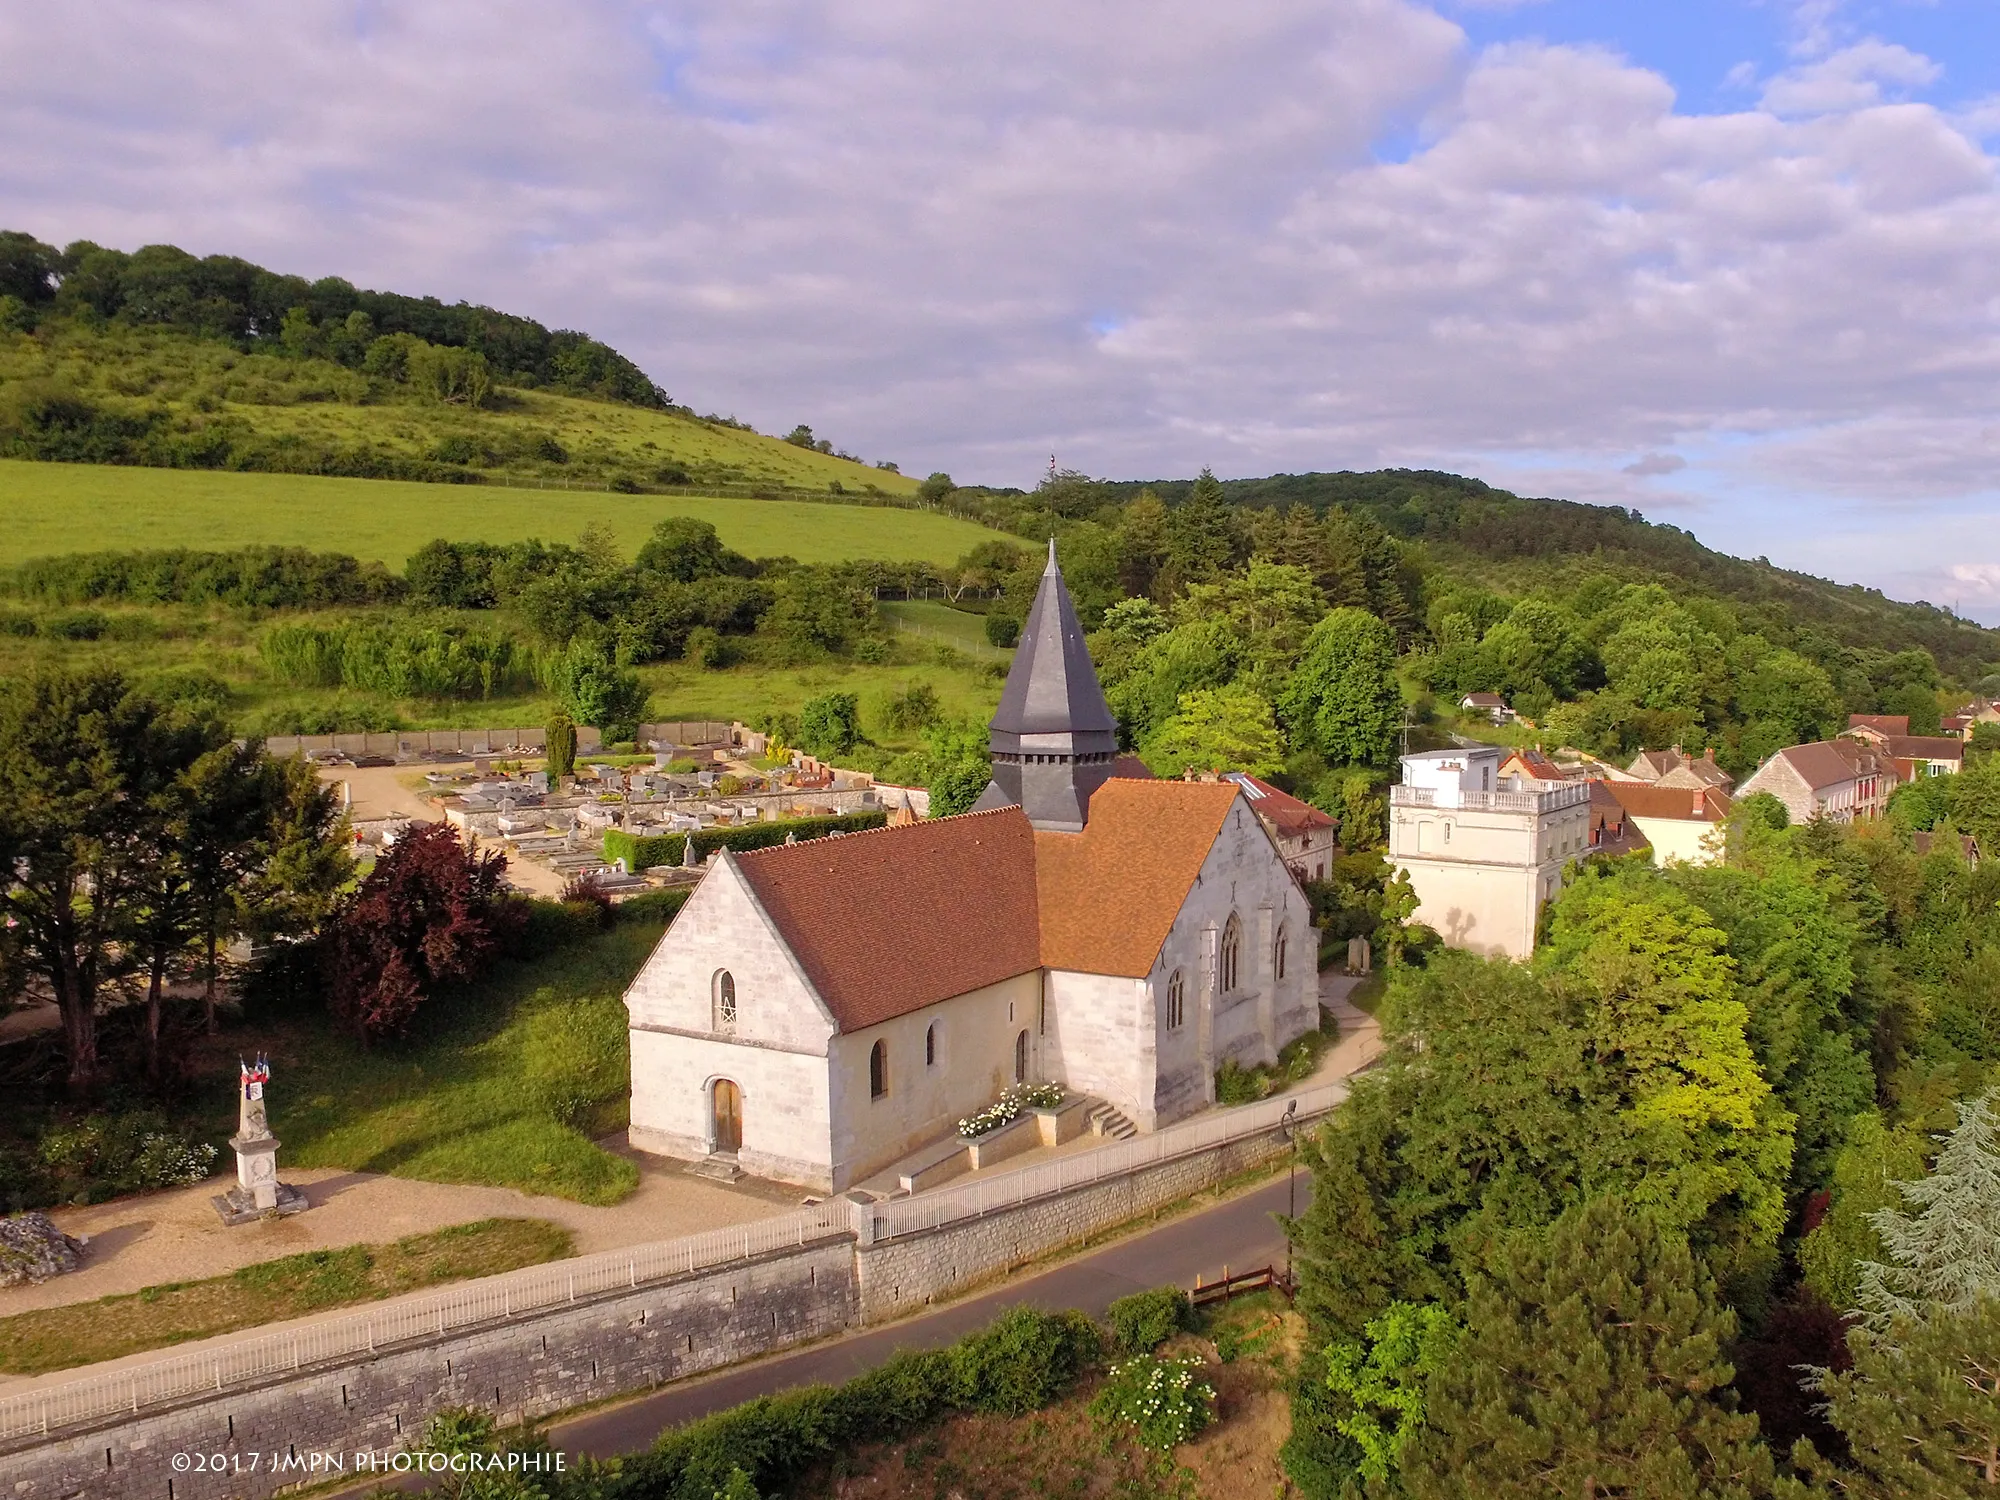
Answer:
[
  {"left": 0, "top": 669, "right": 217, "bottom": 1094},
  {"left": 1377, "top": 866, "right": 1419, "bottom": 965},
  {"left": 756, "top": 567, "right": 878, "bottom": 657},
  {"left": 1322, "top": 1300, "right": 1460, "bottom": 1486},
  {"left": 918, "top": 471, "right": 956, "bottom": 506},
  {"left": 1736, "top": 648, "right": 1843, "bottom": 748},
  {"left": 908, "top": 720, "right": 990, "bottom": 817},
  {"left": 798, "top": 692, "right": 861, "bottom": 758},
  {"left": 1405, "top": 1197, "right": 1776, "bottom": 1500},
  {"left": 1140, "top": 685, "right": 1285, "bottom": 778},
  {"left": 325, "top": 823, "right": 518, "bottom": 1044},
  {"left": 1103, "top": 619, "right": 1240, "bottom": 746},
  {"left": 1858, "top": 1087, "right": 2000, "bottom": 1329},
  {"left": 1281, "top": 608, "right": 1403, "bottom": 768},
  {"left": 1792, "top": 1297, "right": 2000, "bottom": 1497},
  {"left": 1175, "top": 562, "right": 1327, "bottom": 678},
  {"left": 543, "top": 638, "right": 648, "bottom": 743},
  {"left": 545, "top": 710, "right": 577, "bottom": 782},
  {"left": 1161, "top": 468, "right": 1238, "bottom": 594},
  {"left": 635, "top": 517, "right": 746, "bottom": 582}
]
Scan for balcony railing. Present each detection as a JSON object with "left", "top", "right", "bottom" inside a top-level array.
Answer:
[{"left": 1391, "top": 780, "right": 1590, "bottom": 815}]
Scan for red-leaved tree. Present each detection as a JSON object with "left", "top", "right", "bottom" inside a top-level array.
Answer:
[{"left": 326, "top": 823, "right": 520, "bottom": 1044}]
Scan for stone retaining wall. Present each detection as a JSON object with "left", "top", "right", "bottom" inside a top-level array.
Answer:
[
  {"left": 5, "top": 1238, "right": 852, "bottom": 1500},
  {"left": 853, "top": 1123, "right": 1288, "bottom": 1321}
]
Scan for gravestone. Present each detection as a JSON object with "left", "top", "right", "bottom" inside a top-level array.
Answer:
[{"left": 212, "top": 1054, "right": 308, "bottom": 1225}]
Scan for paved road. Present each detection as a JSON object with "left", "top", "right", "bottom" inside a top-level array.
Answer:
[{"left": 552, "top": 1166, "right": 1313, "bottom": 1460}]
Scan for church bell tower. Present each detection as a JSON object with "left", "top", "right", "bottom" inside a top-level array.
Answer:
[{"left": 971, "top": 540, "right": 1120, "bottom": 833}]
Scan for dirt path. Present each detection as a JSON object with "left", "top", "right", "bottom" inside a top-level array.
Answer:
[{"left": 0, "top": 1143, "right": 796, "bottom": 1328}]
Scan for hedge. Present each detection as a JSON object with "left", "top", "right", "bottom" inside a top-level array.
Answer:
[
  {"left": 1106, "top": 1286, "right": 1192, "bottom": 1355},
  {"left": 615, "top": 1305, "right": 1101, "bottom": 1499},
  {"left": 602, "top": 810, "right": 889, "bottom": 872}
]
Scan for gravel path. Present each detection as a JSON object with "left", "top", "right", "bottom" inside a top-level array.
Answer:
[{"left": 0, "top": 1143, "right": 796, "bottom": 1322}]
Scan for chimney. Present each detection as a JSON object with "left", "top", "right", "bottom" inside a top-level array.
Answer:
[
  {"left": 1692, "top": 788, "right": 1704, "bottom": 817},
  {"left": 1704, "top": 747, "right": 1715, "bottom": 762}
]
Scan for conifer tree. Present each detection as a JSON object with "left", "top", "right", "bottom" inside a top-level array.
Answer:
[
  {"left": 1858, "top": 1088, "right": 2000, "bottom": 1329},
  {"left": 1790, "top": 1297, "right": 2000, "bottom": 1498},
  {"left": 1404, "top": 1196, "right": 1776, "bottom": 1500}
]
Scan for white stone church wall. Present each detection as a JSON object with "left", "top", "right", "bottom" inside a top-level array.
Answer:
[
  {"left": 625, "top": 856, "right": 842, "bottom": 1184},
  {"left": 1042, "top": 970, "right": 1154, "bottom": 1127},
  {"left": 826, "top": 971, "right": 1043, "bottom": 1191}
]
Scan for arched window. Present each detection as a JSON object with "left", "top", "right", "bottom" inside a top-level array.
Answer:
[
  {"left": 1274, "top": 927, "right": 1288, "bottom": 981},
  {"left": 713, "top": 970, "right": 737, "bottom": 1032},
  {"left": 1220, "top": 916, "right": 1242, "bottom": 994},
  {"left": 1167, "top": 970, "right": 1185, "bottom": 1030},
  {"left": 869, "top": 1039, "right": 888, "bottom": 1099},
  {"left": 925, "top": 1023, "right": 937, "bottom": 1068},
  {"left": 1014, "top": 1028, "right": 1029, "bottom": 1084}
]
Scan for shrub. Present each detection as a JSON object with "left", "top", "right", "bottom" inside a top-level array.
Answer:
[
  {"left": 948, "top": 1306, "right": 1101, "bottom": 1416},
  {"left": 512, "top": 897, "right": 609, "bottom": 957},
  {"left": 1215, "top": 1057, "right": 1270, "bottom": 1105},
  {"left": 1106, "top": 1286, "right": 1192, "bottom": 1355},
  {"left": 36, "top": 1114, "right": 218, "bottom": 1205},
  {"left": 798, "top": 691, "right": 861, "bottom": 757},
  {"left": 602, "top": 811, "right": 887, "bottom": 872},
  {"left": 632, "top": 1307, "right": 1097, "bottom": 1497},
  {"left": 1090, "top": 1353, "right": 1215, "bottom": 1452},
  {"left": 685, "top": 624, "right": 728, "bottom": 669},
  {"left": 559, "top": 873, "right": 616, "bottom": 928},
  {"left": 985, "top": 613, "right": 1020, "bottom": 648},
  {"left": 615, "top": 887, "right": 692, "bottom": 927}
]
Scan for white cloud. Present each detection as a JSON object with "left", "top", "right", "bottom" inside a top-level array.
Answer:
[
  {"left": 1949, "top": 563, "right": 2000, "bottom": 599},
  {"left": 1760, "top": 40, "right": 1941, "bottom": 116},
  {"left": 0, "top": 2, "right": 1997, "bottom": 611},
  {"left": 1623, "top": 453, "right": 1688, "bottom": 477}
]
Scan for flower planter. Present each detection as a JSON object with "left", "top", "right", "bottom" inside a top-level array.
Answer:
[
  {"left": 1032, "top": 1095, "right": 1090, "bottom": 1147},
  {"left": 965, "top": 1111, "right": 1040, "bottom": 1170}
]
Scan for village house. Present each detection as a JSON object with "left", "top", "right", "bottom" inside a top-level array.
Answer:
[
  {"left": 1218, "top": 772, "right": 1342, "bottom": 883},
  {"left": 1498, "top": 747, "right": 1569, "bottom": 786},
  {"left": 1735, "top": 738, "right": 1898, "bottom": 825},
  {"left": 1459, "top": 691, "right": 1513, "bottom": 724},
  {"left": 1388, "top": 745, "right": 1593, "bottom": 960},
  {"left": 622, "top": 545, "right": 1317, "bottom": 1193},
  {"left": 1625, "top": 746, "right": 1735, "bottom": 794},
  {"left": 1912, "top": 829, "right": 1982, "bottom": 866},
  {"left": 1598, "top": 781, "right": 1731, "bottom": 867},
  {"left": 1846, "top": 713, "right": 1910, "bottom": 740},
  {"left": 1587, "top": 780, "right": 1650, "bottom": 859}
]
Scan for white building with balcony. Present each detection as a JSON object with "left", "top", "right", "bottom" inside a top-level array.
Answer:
[{"left": 1389, "top": 746, "right": 1594, "bottom": 960}]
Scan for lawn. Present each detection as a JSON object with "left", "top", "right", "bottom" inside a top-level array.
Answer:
[
  {"left": 230, "top": 923, "right": 666, "bottom": 1206},
  {"left": 0, "top": 459, "right": 1006, "bottom": 571},
  {"left": 0, "top": 1219, "right": 573, "bottom": 1375},
  {"left": 880, "top": 599, "right": 1013, "bottom": 663}
]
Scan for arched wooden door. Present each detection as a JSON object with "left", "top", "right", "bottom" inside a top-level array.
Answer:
[{"left": 712, "top": 1079, "right": 743, "bottom": 1153}]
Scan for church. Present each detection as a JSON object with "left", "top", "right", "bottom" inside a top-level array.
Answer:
[{"left": 623, "top": 544, "right": 1320, "bottom": 1194}]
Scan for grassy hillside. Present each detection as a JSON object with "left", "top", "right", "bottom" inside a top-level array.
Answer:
[
  {"left": 0, "top": 321, "right": 917, "bottom": 499},
  {"left": 0, "top": 459, "right": 998, "bottom": 571}
]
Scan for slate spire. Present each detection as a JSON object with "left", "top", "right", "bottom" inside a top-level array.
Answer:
[{"left": 970, "top": 540, "right": 1119, "bottom": 832}]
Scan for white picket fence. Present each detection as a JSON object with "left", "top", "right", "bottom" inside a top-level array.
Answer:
[
  {"left": 861, "top": 1079, "right": 1347, "bottom": 1241},
  {"left": 0, "top": 1201, "right": 848, "bottom": 1446},
  {"left": 0, "top": 1078, "right": 1347, "bottom": 1445}
]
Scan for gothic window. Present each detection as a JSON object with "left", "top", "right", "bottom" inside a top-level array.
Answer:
[
  {"left": 1014, "top": 1028, "right": 1029, "bottom": 1083},
  {"left": 1220, "top": 916, "right": 1242, "bottom": 994},
  {"left": 713, "top": 971, "right": 736, "bottom": 1032},
  {"left": 1167, "top": 970, "right": 1185, "bottom": 1030},
  {"left": 925, "top": 1023, "right": 937, "bottom": 1068},
  {"left": 870, "top": 1039, "right": 888, "bottom": 1099},
  {"left": 1275, "top": 928, "right": 1288, "bottom": 981}
]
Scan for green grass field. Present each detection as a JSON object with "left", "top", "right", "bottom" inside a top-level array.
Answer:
[
  {"left": 880, "top": 600, "right": 1012, "bottom": 662},
  {"left": 0, "top": 459, "right": 1007, "bottom": 570},
  {"left": 251, "top": 924, "right": 661, "bottom": 1204}
]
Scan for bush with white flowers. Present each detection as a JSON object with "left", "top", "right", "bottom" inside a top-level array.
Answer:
[
  {"left": 956, "top": 1082, "right": 1065, "bottom": 1139},
  {"left": 1089, "top": 1352, "right": 1215, "bottom": 1452}
]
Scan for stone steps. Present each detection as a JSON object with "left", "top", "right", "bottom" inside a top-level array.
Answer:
[
  {"left": 688, "top": 1152, "right": 742, "bottom": 1182},
  {"left": 1087, "top": 1102, "right": 1137, "bottom": 1140}
]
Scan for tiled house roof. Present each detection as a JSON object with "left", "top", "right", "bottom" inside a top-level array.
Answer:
[
  {"left": 730, "top": 779, "right": 1245, "bottom": 1031},
  {"left": 1602, "top": 781, "right": 1732, "bottom": 823}
]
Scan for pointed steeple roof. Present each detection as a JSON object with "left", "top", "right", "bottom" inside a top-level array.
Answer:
[
  {"left": 990, "top": 539, "right": 1117, "bottom": 742},
  {"left": 971, "top": 540, "right": 1119, "bottom": 832}
]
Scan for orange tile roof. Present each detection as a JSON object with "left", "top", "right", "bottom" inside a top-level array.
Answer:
[
  {"left": 1036, "top": 780, "right": 1240, "bottom": 978},
  {"left": 729, "top": 780, "right": 1242, "bottom": 1031},
  {"left": 1883, "top": 735, "right": 1964, "bottom": 761},
  {"left": 1602, "top": 781, "right": 1732, "bottom": 823},
  {"left": 1223, "top": 773, "right": 1337, "bottom": 838},
  {"left": 1849, "top": 714, "right": 1910, "bottom": 736},
  {"left": 733, "top": 808, "right": 1039, "bottom": 1033}
]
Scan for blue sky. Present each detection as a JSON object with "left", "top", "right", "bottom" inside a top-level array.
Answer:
[{"left": 1, "top": 1, "right": 1998, "bottom": 625}]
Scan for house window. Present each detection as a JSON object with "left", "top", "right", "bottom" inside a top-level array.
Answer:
[
  {"left": 925, "top": 1023, "right": 937, "bottom": 1068},
  {"left": 1014, "top": 1029, "right": 1030, "bottom": 1084},
  {"left": 1167, "top": 970, "right": 1185, "bottom": 1030},
  {"left": 1275, "top": 928, "right": 1288, "bottom": 982},
  {"left": 713, "top": 971, "right": 736, "bottom": 1033},
  {"left": 870, "top": 1040, "right": 888, "bottom": 1099},
  {"left": 1220, "top": 916, "right": 1242, "bottom": 994}
]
